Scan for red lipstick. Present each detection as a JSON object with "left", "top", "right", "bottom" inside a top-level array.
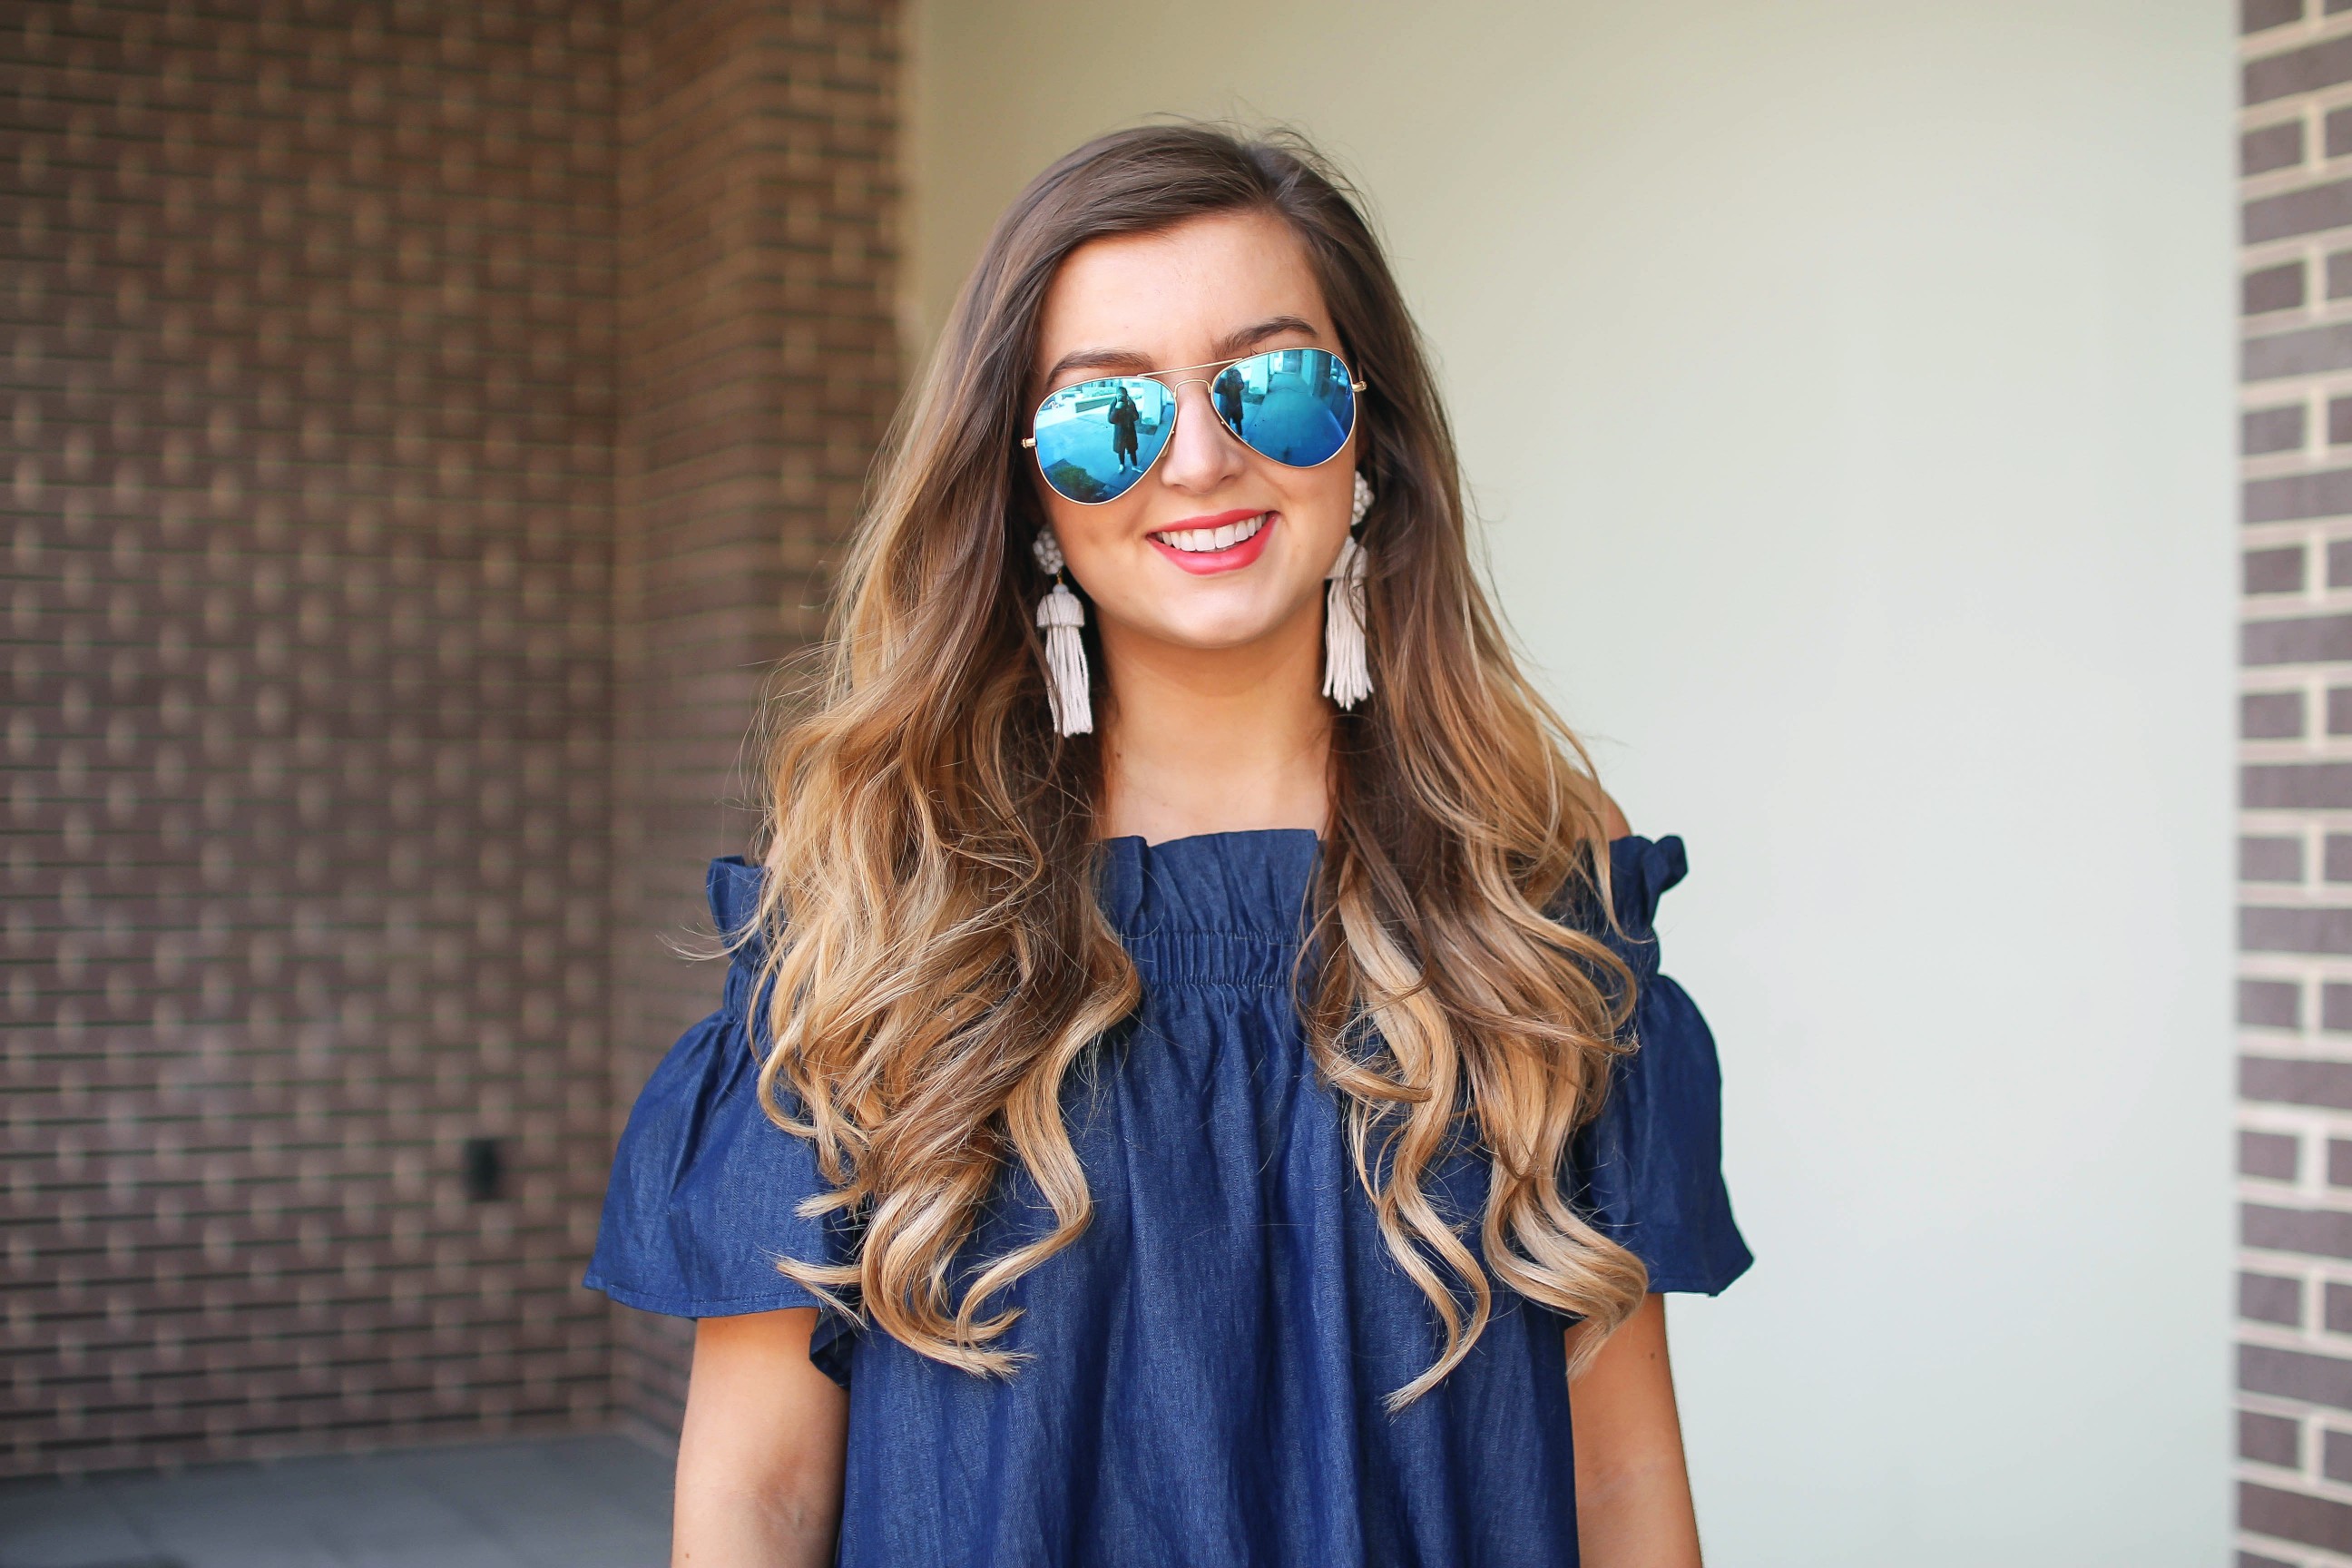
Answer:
[{"left": 1147, "top": 509, "right": 1276, "bottom": 576}]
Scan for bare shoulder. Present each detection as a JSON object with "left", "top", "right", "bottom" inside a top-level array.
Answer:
[{"left": 1599, "top": 789, "right": 1632, "bottom": 843}]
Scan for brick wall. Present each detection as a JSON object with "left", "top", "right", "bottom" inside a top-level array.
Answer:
[
  {"left": 2239, "top": 3, "right": 2352, "bottom": 1560},
  {"left": 607, "top": 0, "right": 900, "bottom": 1441},
  {"left": 1, "top": 0, "right": 622, "bottom": 1475},
  {"left": 4, "top": 0, "right": 898, "bottom": 1477}
]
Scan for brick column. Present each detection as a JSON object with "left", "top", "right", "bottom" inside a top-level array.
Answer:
[
  {"left": 2238, "top": 4, "right": 2352, "bottom": 1559},
  {"left": 609, "top": 0, "right": 900, "bottom": 1441}
]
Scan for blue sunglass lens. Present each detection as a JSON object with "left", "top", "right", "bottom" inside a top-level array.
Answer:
[
  {"left": 1026, "top": 352, "right": 1357, "bottom": 503},
  {"left": 1031, "top": 377, "right": 1173, "bottom": 504},
  {"left": 1211, "top": 349, "right": 1356, "bottom": 469}
]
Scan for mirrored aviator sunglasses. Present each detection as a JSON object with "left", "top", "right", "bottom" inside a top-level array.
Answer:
[{"left": 1023, "top": 348, "right": 1364, "bottom": 505}]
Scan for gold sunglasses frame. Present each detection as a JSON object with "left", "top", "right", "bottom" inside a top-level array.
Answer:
[{"left": 1018, "top": 349, "right": 1368, "bottom": 506}]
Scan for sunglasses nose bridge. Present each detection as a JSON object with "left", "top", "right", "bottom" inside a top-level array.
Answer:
[
  {"left": 1150, "top": 377, "right": 1251, "bottom": 488},
  {"left": 1160, "top": 375, "right": 1242, "bottom": 441}
]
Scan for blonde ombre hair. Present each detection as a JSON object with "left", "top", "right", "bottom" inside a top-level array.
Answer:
[{"left": 752, "top": 126, "right": 1647, "bottom": 1406}]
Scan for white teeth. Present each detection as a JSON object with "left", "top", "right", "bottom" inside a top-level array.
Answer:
[{"left": 1153, "top": 513, "right": 1267, "bottom": 553}]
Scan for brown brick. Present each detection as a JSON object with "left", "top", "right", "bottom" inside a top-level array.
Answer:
[
  {"left": 2246, "top": 1200, "right": 2352, "bottom": 1258},
  {"left": 2247, "top": 0, "right": 2305, "bottom": 30},
  {"left": 2249, "top": 36, "right": 2352, "bottom": 106},
  {"left": 2245, "top": 615, "right": 2352, "bottom": 662},
  {"left": 2248, "top": 181, "right": 2352, "bottom": 243},
  {"left": 2247, "top": 691, "right": 2308, "bottom": 738},
  {"left": 2248, "top": 469, "right": 2352, "bottom": 522},
  {"left": 2242, "top": 1478, "right": 2352, "bottom": 1552},
  {"left": 2245, "top": 1409, "right": 2303, "bottom": 1465},
  {"left": 2245, "top": 977, "right": 2306, "bottom": 1024},
  {"left": 2247, "top": 322, "right": 2352, "bottom": 379},
  {"left": 2249, "top": 545, "right": 2310, "bottom": 593},
  {"left": 2247, "top": 1269, "right": 2308, "bottom": 1324},
  {"left": 2246, "top": 762, "right": 2352, "bottom": 807},
  {"left": 2243, "top": 906, "right": 2352, "bottom": 953},
  {"left": 2252, "top": 120, "right": 2310, "bottom": 174},
  {"left": 2243, "top": 1341, "right": 2352, "bottom": 1408},
  {"left": 2248, "top": 404, "right": 2308, "bottom": 454},
  {"left": 2246, "top": 837, "right": 2308, "bottom": 882},
  {"left": 2244, "top": 1054, "right": 2352, "bottom": 1105},
  {"left": 2249, "top": 260, "right": 2310, "bottom": 314},
  {"left": 2247, "top": 1129, "right": 2303, "bottom": 1179}
]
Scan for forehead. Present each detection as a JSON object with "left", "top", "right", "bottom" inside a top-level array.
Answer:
[{"left": 1034, "top": 209, "right": 1334, "bottom": 363}]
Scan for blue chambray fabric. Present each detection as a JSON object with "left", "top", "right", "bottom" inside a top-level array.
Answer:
[{"left": 584, "top": 830, "right": 1749, "bottom": 1568}]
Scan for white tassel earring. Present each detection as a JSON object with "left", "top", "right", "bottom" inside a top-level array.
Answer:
[
  {"left": 1031, "top": 526, "right": 1093, "bottom": 736},
  {"left": 1323, "top": 471, "right": 1375, "bottom": 710}
]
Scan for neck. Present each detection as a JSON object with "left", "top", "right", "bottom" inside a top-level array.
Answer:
[{"left": 1094, "top": 605, "right": 1333, "bottom": 845}]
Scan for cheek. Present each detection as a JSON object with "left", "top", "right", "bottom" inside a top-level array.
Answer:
[
  {"left": 1041, "top": 495, "right": 1128, "bottom": 570},
  {"left": 1028, "top": 465, "right": 1107, "bottom": 555},
  {"left": 1279, "top": 459, "right": 1358, "bottom": 561},
  {"left": 1038, "top": 496, "right": 1151, "bottom": 613}
]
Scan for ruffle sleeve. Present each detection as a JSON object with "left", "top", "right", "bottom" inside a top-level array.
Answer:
[
  {"left": 583, "top": 858, "right": 849, "bottom": 1322},
  {"left": 1564, "top": 835, "right": 1753, "bottom": 1295}
]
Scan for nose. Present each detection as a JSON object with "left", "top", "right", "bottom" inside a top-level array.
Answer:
[{"left": 1152, "top": 379, "right": 1247, "bottom": 497}]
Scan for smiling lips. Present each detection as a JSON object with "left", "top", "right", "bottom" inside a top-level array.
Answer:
[{"left": 1146, "top": 510, "right": 1274, "bottom": 574}]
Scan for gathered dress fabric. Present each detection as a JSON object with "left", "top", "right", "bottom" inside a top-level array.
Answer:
[{"left": 585, "top": 830, "right": 1749, "bottom": 1568}]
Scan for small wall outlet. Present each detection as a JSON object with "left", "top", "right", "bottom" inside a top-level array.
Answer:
[{"left": 462, "top": 1136, "right": 505, "bottom": 1202}]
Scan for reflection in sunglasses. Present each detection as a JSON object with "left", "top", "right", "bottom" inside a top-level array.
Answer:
[{"left": 1027, "top": 349, "right": 1360, "bottom": 505}]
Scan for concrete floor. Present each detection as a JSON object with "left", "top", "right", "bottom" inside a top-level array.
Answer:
[{"left": 0, "top": 1435, "right": 672, "bottom": 1568}]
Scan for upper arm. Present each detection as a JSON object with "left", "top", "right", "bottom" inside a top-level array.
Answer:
[
  {"left": 1566, "top": 1295, "right": 1701, "bottom": 1564},
  {"left": 674, "top": 1309, "right": 848, "bottom": 1566}
]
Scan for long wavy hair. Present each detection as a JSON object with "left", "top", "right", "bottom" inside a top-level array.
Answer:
[{"left": 751, "top": 124, "right": 1648, "bottom": 1406}]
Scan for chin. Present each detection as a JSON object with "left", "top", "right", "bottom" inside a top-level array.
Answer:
[
  {"left": 1152, "top": 617, "right": 1285, "bottom": 653},
  {"left": 1131, "top": 592, "right": 1299, "bottom": 652},
  {"left": 1102, "top": 567, "right": 1326, "bottom": 655}
]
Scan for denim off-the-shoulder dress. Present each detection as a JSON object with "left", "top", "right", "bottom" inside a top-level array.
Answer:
[{"left": 586, "top": 830, "right": 1750, "bottom": 1568}]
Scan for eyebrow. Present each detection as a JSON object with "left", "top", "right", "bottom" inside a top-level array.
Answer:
[{"left": 1039, "top": 314, "right": 1324, "bottom": 386}]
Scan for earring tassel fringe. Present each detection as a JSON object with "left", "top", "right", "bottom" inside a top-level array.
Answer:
[
  {"left": 1037, "top": 579, "right": 1093, "bottom": 735},
  {"left": 1323, "top": 534, "right": 1372, "bottom": 710}
]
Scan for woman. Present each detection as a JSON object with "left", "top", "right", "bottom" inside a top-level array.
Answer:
[{"left": 586, "top": 125, "right": 1749, "bottom": 1568}]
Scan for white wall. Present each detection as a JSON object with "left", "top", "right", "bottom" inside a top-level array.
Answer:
[{"left": 909, "top": 4, "right": 2237, "bottom": 1560}]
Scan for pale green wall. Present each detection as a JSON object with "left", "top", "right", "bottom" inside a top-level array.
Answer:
[{"left": 909, "top": 4, "right": 2235, "bottom": 1559}]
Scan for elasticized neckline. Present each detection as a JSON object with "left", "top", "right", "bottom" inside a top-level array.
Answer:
[
  {"left": 711, "top": 831, "right": 1682, "bottom": 986},
  {"left": 1093, "top": 828, "right": 1321, "bottom": 941}
]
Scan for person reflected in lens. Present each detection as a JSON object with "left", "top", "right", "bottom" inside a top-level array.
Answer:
[
  {"left": 1215, "top": 369, "right": 1247, "bottom": 441},
  {"left": 1109, "top": 385, "right": 1142, "bottom": 471}
]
